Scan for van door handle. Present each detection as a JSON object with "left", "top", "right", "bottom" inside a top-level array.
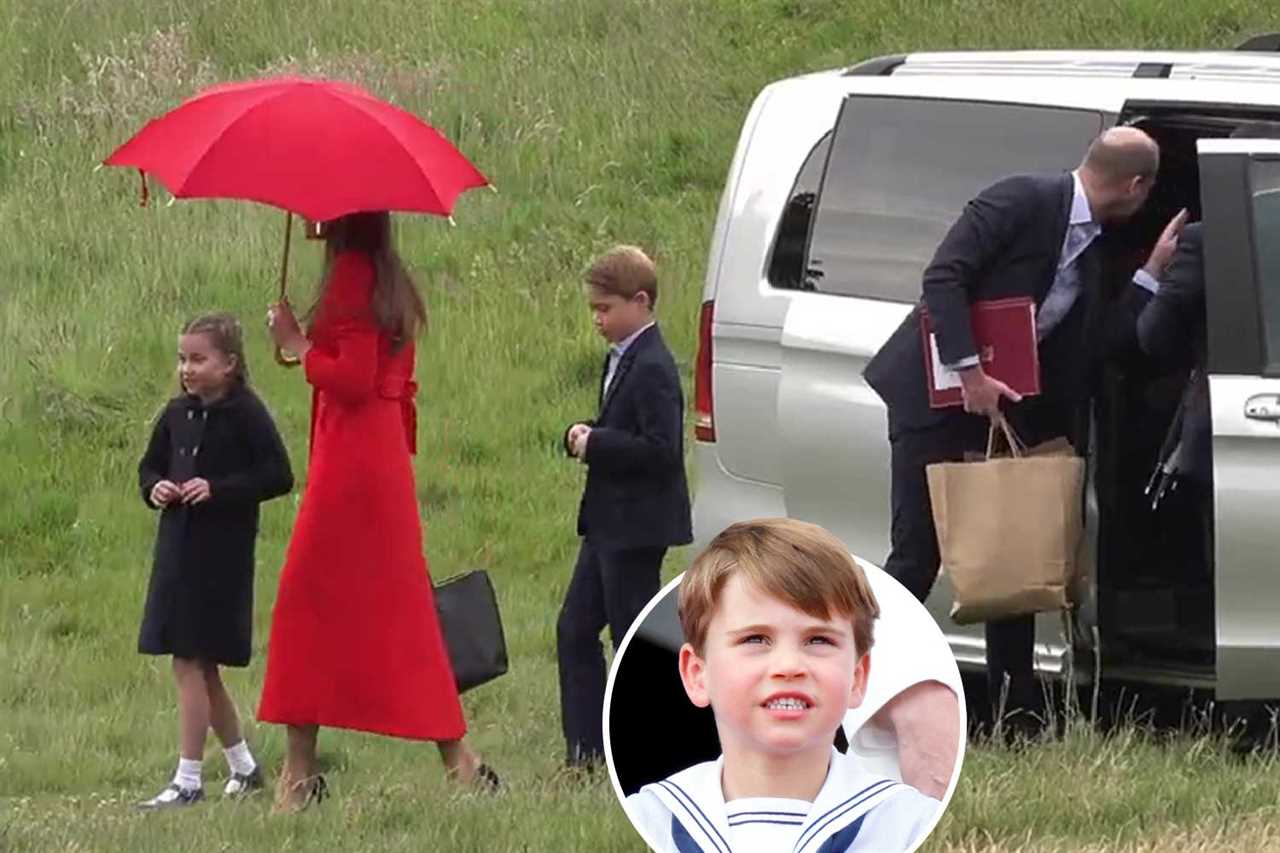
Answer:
[{"left": 1244, "top": 394, "right": 1280, "bottom": 421}]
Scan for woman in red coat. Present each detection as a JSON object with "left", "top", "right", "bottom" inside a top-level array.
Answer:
[{"left": 261, "top": 211, "right": 497, "bottom": 811}]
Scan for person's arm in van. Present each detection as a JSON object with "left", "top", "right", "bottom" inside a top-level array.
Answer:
[
  {"left": 922, "top": 176, "right": 1036, "bottom": 416},
  {"left": 1136, "top": 222, "right": 1204, "bottom": 366},
  {"left": 1109, "top": 211, "right": 1190, "bottom": 362}
]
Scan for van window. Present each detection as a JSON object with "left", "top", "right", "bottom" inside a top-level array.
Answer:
[
  {"left": 1249, "top": 160, "right": 1280, "bottom": 375},
  {"left": 766, "top": 132, "right": 831, "bottom": 290},
  {"left": 795, "top": 96, "right": 1104, "bottom": 302}
]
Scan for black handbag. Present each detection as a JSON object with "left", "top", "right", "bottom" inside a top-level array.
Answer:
[{"left": 433, "top": 569, "right": 508, "bottom": 693}]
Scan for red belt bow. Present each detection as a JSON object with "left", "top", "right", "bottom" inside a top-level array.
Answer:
[{"left": 378, "top": 377, "right": 419, "bottom": 455}]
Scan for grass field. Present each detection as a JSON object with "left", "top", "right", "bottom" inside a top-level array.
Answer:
[{"left": 4, "top": 1, "right": 1280, "bottom": 850}]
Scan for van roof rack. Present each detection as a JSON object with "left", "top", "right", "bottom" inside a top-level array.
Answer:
[
  {"left": 843, "top": 54, "right": 906, "bottom": 76},
  {"left": 1237, "top": 33, "right": 1280, "bottom": 52}
]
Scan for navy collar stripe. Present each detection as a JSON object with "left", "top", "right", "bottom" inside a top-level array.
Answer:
[
  {"left": 672, "top": 817, "right": 703, "bottom": 853},
  {"left": 726, "top": 810, "right": 808, "bottom": 818},
  {"left": 795, "top": 780, "right": 899, "bottom": 852},
  {"left": 658, "top": 780, "right": 733, "bottom": 853},
  {"left": 814, "top": 815, "right": 867, "bottom": 853}
]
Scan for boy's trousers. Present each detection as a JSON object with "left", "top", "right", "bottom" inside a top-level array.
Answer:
[{"left": 557, "top": 538, "right": 666, "bottom": 765}]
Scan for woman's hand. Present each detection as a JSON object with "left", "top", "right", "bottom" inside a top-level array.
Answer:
[{"left": 267, "top": 301, "right": 311, "bottom": 358}]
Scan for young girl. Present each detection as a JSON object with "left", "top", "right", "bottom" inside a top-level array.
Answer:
[{"left": 136, "top": 312, "right": 294, "bottom": 809}]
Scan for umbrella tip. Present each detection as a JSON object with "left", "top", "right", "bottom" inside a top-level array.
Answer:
[
  {"left": 448, "top": 215, "right": 457, "bottom": 228},
  {"left": 92, "top": 163, "right": 104, "bottom": 173},
  {"left": 488, "top": 184, "right": 498, "bottom": 194}
]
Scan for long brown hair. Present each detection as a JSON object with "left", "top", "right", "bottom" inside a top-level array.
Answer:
[{"left": 311, "top": 212, "right": 426, "bottom": 351}]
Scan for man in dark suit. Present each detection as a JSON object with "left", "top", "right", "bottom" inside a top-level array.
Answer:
[
  {"left": 558, "top": 245, "right": 693, "bottom": 769},
  {"left": 1115, "top": 123, "right": 1280, "bottom": 495},
  {"left": 863, "top": 127, "right": 1162, "bottom": 732}
]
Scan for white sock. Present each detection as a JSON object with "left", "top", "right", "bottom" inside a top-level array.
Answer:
[
  {"left": 174, "top": 757, "right": 202, "bottom": 791},
  {"left": 224, "top": 740, "right": 257, "bottom": 776}
]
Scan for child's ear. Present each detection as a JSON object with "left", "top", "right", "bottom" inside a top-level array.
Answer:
[
  {"left": 847, "top": 652, "right": 871, "bottom": 710},
  {"left": 678, "top": 642, "right": 711, "bottom": 708}
]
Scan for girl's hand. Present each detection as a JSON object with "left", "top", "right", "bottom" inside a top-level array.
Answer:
[
  {"left": 150, "top": 480, "right": 180, "bottom": 507},
  {"left": 180, "top": 478, "right": 212, "bottom": 505},
  {"left": 267, "top": 301, "right": 311, "bottom": 357}
]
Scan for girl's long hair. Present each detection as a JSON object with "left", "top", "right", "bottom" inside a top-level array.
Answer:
[{"left": 311, "top": 212, "right": 426, "bottom": 351}]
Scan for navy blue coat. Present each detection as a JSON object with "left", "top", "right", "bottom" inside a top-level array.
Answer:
[
  {"left": 864, "top": 172, "right": 1104, "bottom": 446},
  {"left": 137, "top": 384, "right": 293, "bottom": 666},
  {"left": 566, "top": 325, "right": 693, "bottom": 550}
]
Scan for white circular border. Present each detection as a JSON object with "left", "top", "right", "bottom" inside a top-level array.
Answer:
[{"left": 601, "top": 559, "right": 968, "bottom": 853}]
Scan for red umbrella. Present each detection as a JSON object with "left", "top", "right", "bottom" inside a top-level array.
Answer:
[
  {"left": 104, "top": 75, "right": 488, "bottom": 221},
  {"left": 103, "top": 76, "right": 490, "bottom": 363}
]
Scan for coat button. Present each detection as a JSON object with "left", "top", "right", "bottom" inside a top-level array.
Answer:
[
  {"left": 187, "top": 411, "right": 193, "bottom": 420},
  {"left": 179, "top": 448, "right": 186, "bottom": 456}
]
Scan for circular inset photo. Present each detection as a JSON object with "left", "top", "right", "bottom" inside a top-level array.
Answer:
[{"left": 604, "top": 518, "right": 964, "bottom": 853}]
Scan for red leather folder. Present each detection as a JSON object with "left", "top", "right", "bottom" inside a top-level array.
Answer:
[{"left": 920, "top": 297, "right": 1040, "bottom": 409}]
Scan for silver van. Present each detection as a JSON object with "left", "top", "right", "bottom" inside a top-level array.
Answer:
[{"left": 690, "top": 48, "right": 1280, "bottom": 703}]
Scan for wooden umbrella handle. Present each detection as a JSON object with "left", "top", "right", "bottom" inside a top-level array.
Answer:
[{"left": 274, "top": 211, "right": 302, "bottom": 368}]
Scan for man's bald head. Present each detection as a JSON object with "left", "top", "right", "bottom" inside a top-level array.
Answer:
[
  {"left": 1081, "top": 127, "right": 1160, "bottom": 183},
  {"left": 1079, "top": 127, "right": 1160, "bottom": 224}
]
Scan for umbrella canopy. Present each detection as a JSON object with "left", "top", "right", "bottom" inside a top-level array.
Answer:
[{"left": 103, "top": 76, "right": 488, "bottom": 222}]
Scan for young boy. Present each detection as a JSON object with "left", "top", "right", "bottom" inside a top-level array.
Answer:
[
  {"left": 558, "top": 245, "right": 693, "bottom": 770},
  {"left": 625, "top": 519, "right": 942, "bottom": 853}
]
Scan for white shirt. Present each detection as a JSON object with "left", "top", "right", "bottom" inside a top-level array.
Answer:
[
  {"left": 625, "top": 748, "right": 942, "bottom": 853},
  {"left": 603, "top": 321, "right": 655, "bottom": 400}
]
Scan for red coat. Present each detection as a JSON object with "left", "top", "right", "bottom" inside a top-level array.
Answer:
[{"left": 258, "top": 251, "right": 465, "bottom": 741}]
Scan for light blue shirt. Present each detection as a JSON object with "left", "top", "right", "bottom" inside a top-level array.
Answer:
[
  {"left": 1034, "top": 170, "right": 1102, "bottom": 340},
  {"left": 603, "top": 321, "right": 654, "bottom": 401},
  {"left": 946, "top": 172, "right": 1100, "bottom": 371}
]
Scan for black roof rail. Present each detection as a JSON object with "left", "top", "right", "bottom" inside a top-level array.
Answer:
[
  {"left": 1133, "top": 62, "right": 1172, "bottom": 78},
  {"left": 843, "top": 54, "right": 907, "bottom": 76},
  {"left": 1236, "top": 33, "right": 1280, "bottom": 52}
]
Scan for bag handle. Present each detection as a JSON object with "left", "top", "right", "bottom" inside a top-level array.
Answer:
[{"left": 986, "top": 414, "right": 1026, "bottom": 459}]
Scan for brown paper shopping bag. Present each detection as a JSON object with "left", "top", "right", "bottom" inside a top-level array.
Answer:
[{"left": 926, "top": 418, "right": 1085, "bottom": 624}]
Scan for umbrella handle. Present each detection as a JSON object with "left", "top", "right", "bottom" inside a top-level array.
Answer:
[{"left": 274, "top": 211, "right": 302, "bottom": 368}]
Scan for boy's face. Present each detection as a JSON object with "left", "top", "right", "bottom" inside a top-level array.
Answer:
[
  {"left": 587, "top": 285, "right": 651, "bottom": 344},
  {"left": 678, "top": 574, "right": 870, "bottom": 763}
]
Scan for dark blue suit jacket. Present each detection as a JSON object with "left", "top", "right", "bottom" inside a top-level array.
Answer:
[
  {"left": 864, "top": 172, "right": 1103, "bottom": 444},
  {"left": 566, "top": 325, "right": 693, "bottom": 550},
  {"left": 1114, "top": 223, "right": 1211, "bottom": 482}
]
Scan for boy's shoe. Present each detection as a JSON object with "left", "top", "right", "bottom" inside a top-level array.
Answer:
[
  {"left": 223, "top": 766, "right": 265, "bottom": 798},
  {"left": 137, "top": 783, "right": 204, "bottom": 810}
]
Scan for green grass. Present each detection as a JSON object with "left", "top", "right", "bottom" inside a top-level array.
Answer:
[{"left": 4, "top": 0, "right": 1280, "bottom": 850}]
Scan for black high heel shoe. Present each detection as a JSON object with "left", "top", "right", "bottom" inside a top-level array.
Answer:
[{"left": 474, "top": 763, "right": 502, "bottom": 793}]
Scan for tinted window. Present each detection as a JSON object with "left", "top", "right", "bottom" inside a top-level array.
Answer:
[
  {"left": 767, "top": 132, "right": 831, "bottom": 290},
  {"left": 1249, "top": 159, "right": 1280, "bottom": 375},
  {"left": 798, "top": 97, "right": 1104, "bottom": 302}
]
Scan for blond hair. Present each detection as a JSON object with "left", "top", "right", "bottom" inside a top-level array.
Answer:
[
  {"left": 586, "top": 244, "right": 659, "bottom": 307},
  {"left": 678, "top": 518, "right": 879, "bottom": 656}
]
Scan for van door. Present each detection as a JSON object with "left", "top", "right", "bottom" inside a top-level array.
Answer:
[
  {"left": 1197, "top": 138, "right": 1280, "bottom": 701},
  {"left": 773, "top": 93, "right": 1106, "bottom": 670}
]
